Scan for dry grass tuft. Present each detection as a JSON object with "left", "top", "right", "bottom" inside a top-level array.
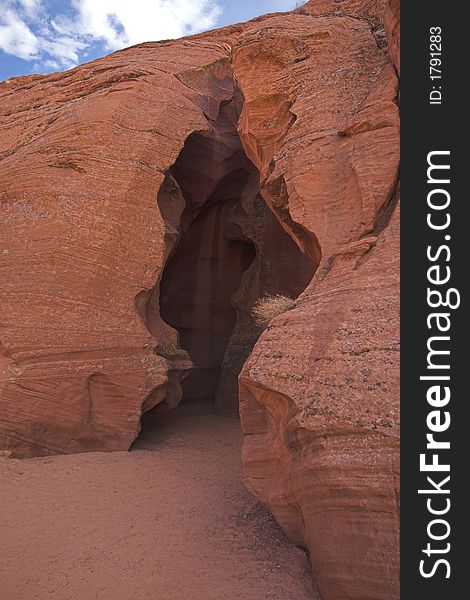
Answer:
[
  {"left": 252, "top": 294, "right": 296, "bottom": 328},
  {"left": 293, "top": 1, "right": 309, "bottom": 14}
]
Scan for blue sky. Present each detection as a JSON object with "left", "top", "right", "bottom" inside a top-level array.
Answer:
[{"left": 0, "top": 0, "right": 298, "bottom": 81}]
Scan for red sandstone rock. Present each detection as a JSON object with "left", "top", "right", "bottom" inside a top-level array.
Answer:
[
  {"left": 233, "top": 4, "right": 400, "bottom": 599},
  {"left": 299, "top": 0, "right": 386, "bottom": 22},
  {"left": 0, "top": 39, "right": 236, "bottom": 456},
  {"left": 0, "top": 2, "right": 400, "bottom": 599},
  {"left": 385, "top": 0, "right": 400, "bottom": 74}
]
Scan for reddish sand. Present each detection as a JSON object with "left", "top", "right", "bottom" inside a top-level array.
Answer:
[{"left": 0, "top": 405, "right": 317, "bottom": 600}]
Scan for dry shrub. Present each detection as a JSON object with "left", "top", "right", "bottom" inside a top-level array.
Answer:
[
  {"left": 293, "top": 1, "right": 309, "bottom": 14},
  {"left": 252, "top": 294, "right": 296, "bottom": 328}
]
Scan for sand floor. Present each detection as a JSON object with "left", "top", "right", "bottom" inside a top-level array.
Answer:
[{"left": 0, "top": 404, "right": 317, "bottom": 600}]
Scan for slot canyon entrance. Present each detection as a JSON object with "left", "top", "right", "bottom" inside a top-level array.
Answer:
[
  {"left": 155, "top": 98, "right": 317, "bottom": 417},
  {"left": 1, "top": 94, "right": 320, "bottom": 600},
  {"left": 126, "top": 100, "right": 320, "bottom": 597}
]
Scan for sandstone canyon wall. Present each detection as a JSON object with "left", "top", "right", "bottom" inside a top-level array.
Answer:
[
  {"left": 0, "top": 1, "right": 399, "bottom": 599},
  {"left": 237, "top": 2, "right": 400, "bottom": 599}
]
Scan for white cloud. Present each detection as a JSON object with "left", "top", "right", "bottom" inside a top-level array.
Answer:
[
  {"left": 70, "top": 0, "right": 221, "bottom": 50},
  {"left": 18, "top": 0, "right": 42, "bottom": 18},
  {"left": 40, "top": 35, "right": 86, "bottom": 64},
  {"left": 0, "top": 0, "right": 222, "bottom": 72},
  {"left": 0, "top": 9, "right": 39, "bottom": 59},
  {"left": 43, "top": 58, "right": 60, "bottom": 69}
]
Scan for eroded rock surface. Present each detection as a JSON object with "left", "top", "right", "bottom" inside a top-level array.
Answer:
[
  {"left": 237, "top": 3, "right": 400, "bottom": 599},
  {"left": 1, "top": 38, "right": 237, "bottom": 456},
  {"left": 0, "top": 1, "right": 400, "bottom": 598}
]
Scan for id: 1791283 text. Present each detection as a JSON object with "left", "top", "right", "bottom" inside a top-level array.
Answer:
[{"left": 429, "top": 27, "right": 443, "bottom": 105}]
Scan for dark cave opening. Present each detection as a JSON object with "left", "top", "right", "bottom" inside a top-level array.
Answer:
[
  {"left": 151, "top": 98, "right": 318, "bottom": 417},
  {"left": 159, "top": 192, "right": 256, "bottom": 405}
]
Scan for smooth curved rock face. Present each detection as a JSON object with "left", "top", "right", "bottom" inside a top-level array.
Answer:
[
  {"left": 239, "top": 209, "right": 400, "bottom": 599},
  {"left": 0, "top": 3, "right": 399, "bottom": 599},
  {"left": 0, "top": 38, "right": 240, "bottom": 457},
  {"left": 233, "top": 4, "right": 400, "bottom": 600}
]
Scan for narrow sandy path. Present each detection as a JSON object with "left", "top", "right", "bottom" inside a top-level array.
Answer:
[{"left": 0, "top": 405, "right": 317, "bottom": 600}]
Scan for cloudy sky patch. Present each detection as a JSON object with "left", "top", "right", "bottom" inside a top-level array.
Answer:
[{"left": 0, "top": 0, "right": 297, "bottom": 80}]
